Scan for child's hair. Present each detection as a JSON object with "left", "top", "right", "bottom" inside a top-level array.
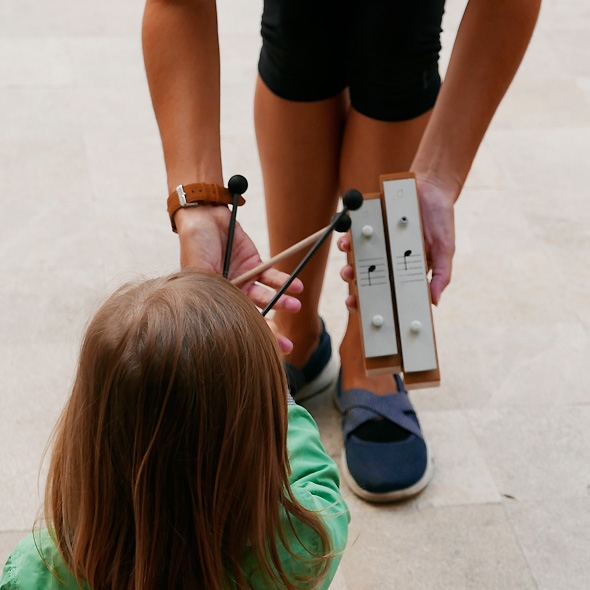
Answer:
[{"left": 44, "top": 271, "right": 332, "bottom": 589}]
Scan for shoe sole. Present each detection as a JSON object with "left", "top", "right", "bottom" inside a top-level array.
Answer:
[
  {"left": 340, "top": 445, "right": 434, "bottom": 503},
  {"left": 293, "top": 354, "right": 339, "bottom": 403}
]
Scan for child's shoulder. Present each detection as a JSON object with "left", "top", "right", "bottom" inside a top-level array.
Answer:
[
  {"left": 0, "top": 529, "right": 83, "bottom": 590},
  {"left": 286, "top": 403, "right": 323, "bottom": 439}
]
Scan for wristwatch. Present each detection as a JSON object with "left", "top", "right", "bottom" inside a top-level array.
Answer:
[{"left": 167, "top": 182, "right": 245, "bottom": 232}]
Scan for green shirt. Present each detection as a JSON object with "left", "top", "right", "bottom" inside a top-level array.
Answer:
[{"left": 1, "top": 405, "right": 349, "bottom": 589}]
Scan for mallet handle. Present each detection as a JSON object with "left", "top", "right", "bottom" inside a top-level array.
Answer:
[{"left": 230, "top": 226, "right": 328, "bottom": 287}]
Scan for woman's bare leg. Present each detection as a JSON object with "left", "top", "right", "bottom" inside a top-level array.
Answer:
[
  {"left": 339, "top": 107, "right": 432, "bottom": 392},
  {"left": 254, "top": 77, "right": 347, "bottom": 367}
]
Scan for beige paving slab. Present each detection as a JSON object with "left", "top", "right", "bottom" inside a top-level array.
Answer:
[
  {"left": 560, "top": 249, "right": 590, "bottom": 328},
  {"left": 0, "top": 343, "right": 76, "bottom": 420},
  {"left": 467, "top": 406, "right": 590, "bottom": 502},
  {"left": 93, "top": 197, "right": 180, "bottom": 280},
  {"left": 0, "top": 139, "right": 92, "bottom": 198},
  {"left": 546, "top": 28, "right": 590, "bottom": 78},
  {"left": 577, "top": 76, "right": 590, "bottom": 100},
  {"left": 0, "top": 1, "right": 68, "bottom": 37},
  {"left": 68, "top": 37, "right": 147, "bottom": 88},
  {"left": 83, "top": 135, "right": 166, "bottom": 200},
  {"left": 432, "top": 322, "right": 590, "bottom": 411},
  {"left": 505, "top": 498, "right": 590, "bottom": 590},
  {"left": 442, "top": 247, "right": 577, "bottom": 329},
  {"left": 218, "top": 40, "right": 261, "bottom": 136},
  {"left": 403, "top": 373, "right": 462, "bottom": 413},
  {"left": 76, "top": 86, "right": 158, "bottom": 141},
  {"left": 0, "top": 342, "right": 75, "bottom": 531},
  {"left": 217, "top": 0, "right": 262, "bottom": 36},
  {"left": 307, "top": 402, "right": 502, "bottom": 509},
  {"left": 492, "top": 76, "right": 590, "bottom": 130},
  {"left": 0, "top": 89, "right": 82, "bottom": 143},
  {"left": 0, "top": 437, "right": 47, "bottom": 532},
  {"left": 461, "top": 143, "right": 507, "bottom": 191},
  {"left": 339, "top": 502, "right": 537, "bottom": 590},
  {"left": 486, "top": 128, "right": 590, "bottom": 192},
  {"left": 453, "top": 187, "right": 544, "bottom": 257},
  {"left": 483, "top": 325, "right": 590, "bottom": 409},
  {"left": 1, "top": 0, "right": 589, "bottom": 588},
  {"left": 537, "top": 0, "right": 590, "bottom": 31},
  {"left": 0, "top": 196, "right": 102, "bottom": 272},
  {"left": 63, "top": 0, "right": 144, "bottom": 37},
  {"left": 0, "top": 38, "right": 73, "bottom": 87},
  {"left": 410, "top": 411, "right": 501, "bottom": 509},
  {"left": 513, "top": 186, "right": 590, "bottom": 232},
  {"left": 0, "top": 266, "right": 105, "bottom": 345}
]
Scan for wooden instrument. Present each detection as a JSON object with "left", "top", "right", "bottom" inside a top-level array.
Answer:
[
  {"left": 231, "top": 175, "right": 439, "bottom": 388},
  {"left": 348, "top": 172, "right": 440, "bottom": 389}
]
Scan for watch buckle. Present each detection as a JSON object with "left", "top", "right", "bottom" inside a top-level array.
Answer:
[{"left": 176, "top": 185, "right": 187, "bottom": 207}]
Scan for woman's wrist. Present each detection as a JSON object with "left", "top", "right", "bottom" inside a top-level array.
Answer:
[
  {"left": 173, "top": 203, "right": 228, "bottom": 235},
  {"left": 411, "top": 116, "right": 471, "bottom": 206},
  {"left": 414, "top": 173, "right": 460, "bottom": 206},
  {"left": 167, "top": 182, "right": 243, "bottom": 232}
]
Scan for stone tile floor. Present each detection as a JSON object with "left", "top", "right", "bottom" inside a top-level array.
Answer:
[{"left": 1, "top": 0, "right": 589, "bottom": 588}]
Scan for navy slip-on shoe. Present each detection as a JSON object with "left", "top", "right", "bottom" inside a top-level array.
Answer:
[
  {"left": 335, "top": 374, "right": 433, "bottom": 502},
  {"left": 284, "top": 319, "right": 338, "bottom": 403}
]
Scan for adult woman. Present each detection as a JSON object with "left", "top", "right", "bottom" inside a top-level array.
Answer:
[{"left": 142, "top": 0, "right": 541, "bottom": 500}]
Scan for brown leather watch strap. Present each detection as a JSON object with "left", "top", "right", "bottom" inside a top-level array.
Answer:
[{"left": 167, "top": 183, "right": 246, "bottom": 232}]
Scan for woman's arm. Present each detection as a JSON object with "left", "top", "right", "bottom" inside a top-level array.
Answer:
[
  {"left": 142, "top": 0, "right": 227, "bottom": 266},
  {"left": 142, "top": 0, "right": 303, "bottom": 314},
  {"left": 412, "top": 0, "right": 542, "bottom": 304},
  {"left": 143, "top": 0, "right": 222, "bottom": 190}
]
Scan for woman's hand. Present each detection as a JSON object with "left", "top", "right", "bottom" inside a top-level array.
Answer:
[
  {"left": 175, "top": 204, "right": 303, "bottom": 311},
  {"left": 337, "top": 177, "right": 456, "bottom": 307},
  {"left": 336, "top": 233, "right": 359, "bottom": 313},
  {"left": 415, "top": 176, "right": 456, "bottom": 306}
]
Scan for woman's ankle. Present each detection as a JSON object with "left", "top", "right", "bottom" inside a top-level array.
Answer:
[{"left": 339, "top": 319, "right": 400, "bottom": 394}]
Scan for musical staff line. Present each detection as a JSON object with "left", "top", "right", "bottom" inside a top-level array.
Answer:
[{"left": 358, "top": 258, "right": 389, "bottom": 288}]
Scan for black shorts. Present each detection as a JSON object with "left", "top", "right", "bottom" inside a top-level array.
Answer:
[{"left": 258, "top": 0, "right": 446, "bottom": 122}]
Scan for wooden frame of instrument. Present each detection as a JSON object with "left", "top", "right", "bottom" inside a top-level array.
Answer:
[{"left": 349, "top": 172, "right": 440, "bottom": 389}]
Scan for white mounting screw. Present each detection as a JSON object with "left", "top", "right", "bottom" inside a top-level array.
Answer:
[
  {"left": 372, "top": 315, "right": 385, "bottom": 328},
  {"left": 361, "top": 225, "right": 374, "bottom": 237}
]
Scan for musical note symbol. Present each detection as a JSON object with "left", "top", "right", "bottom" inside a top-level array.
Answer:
[
  {"left": 403, "top": 250, "right": 412, "bottom": 271},
  {"left": 367, "top": 264, "right": 376, "bottom": 286}
]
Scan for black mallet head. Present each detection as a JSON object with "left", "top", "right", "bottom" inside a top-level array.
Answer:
[
  {"left": 332, "top": 213, "right": 352, "bottom": 233},
  {"left": 342, "top": 189, "right": 363, "bottom": 211},
  {"left": 228, "top": 174, "right": 248, "bottom": 195}
]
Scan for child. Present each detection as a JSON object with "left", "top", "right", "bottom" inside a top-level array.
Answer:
[{"left": 1, "top": 271, "right": 349, "bottom": 589}]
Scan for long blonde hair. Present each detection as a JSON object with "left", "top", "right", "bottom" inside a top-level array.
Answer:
[{"left": 45, "top": 271, "right": 332, "bottom": 588}]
